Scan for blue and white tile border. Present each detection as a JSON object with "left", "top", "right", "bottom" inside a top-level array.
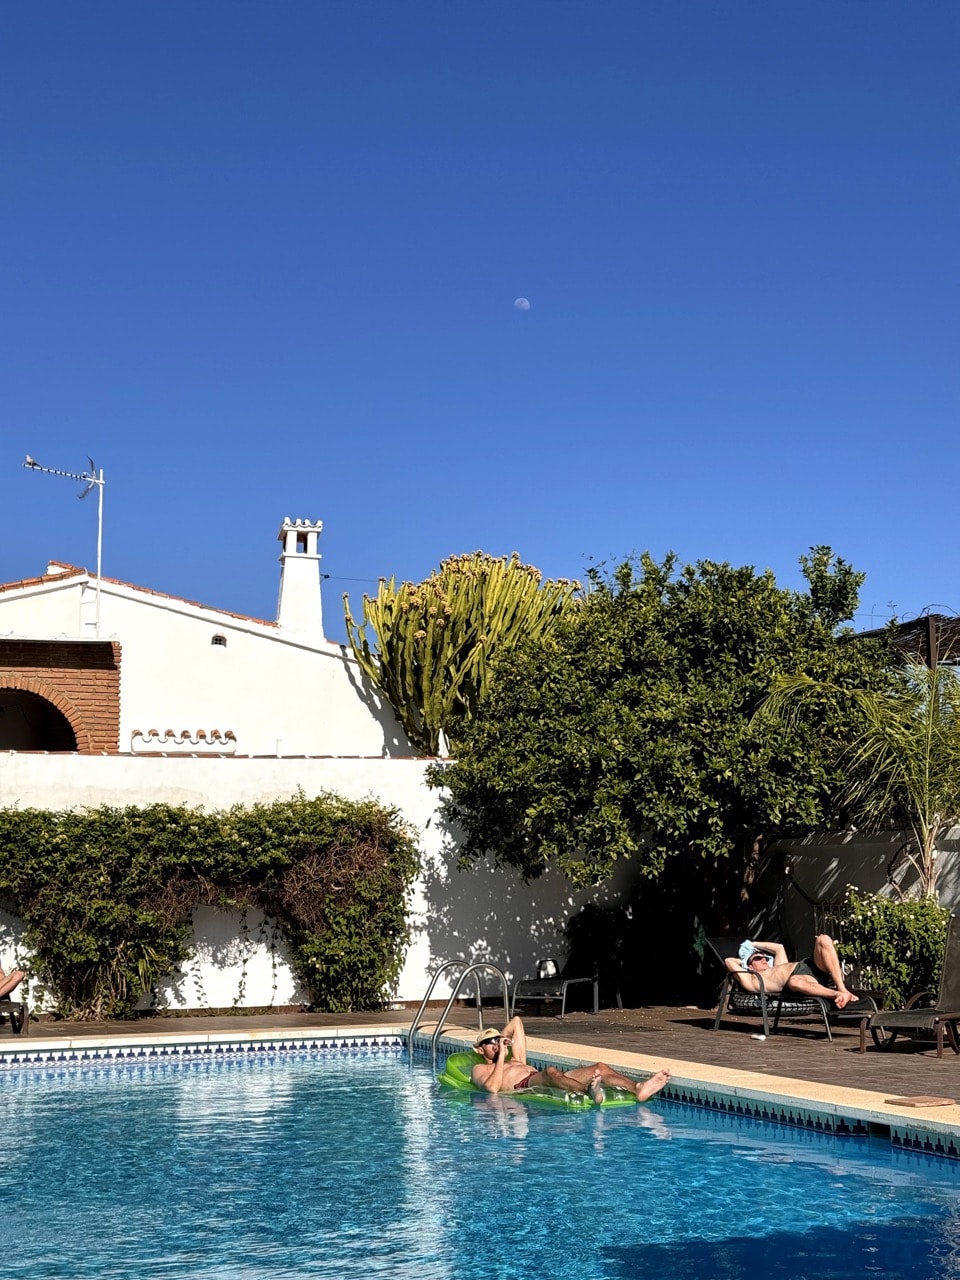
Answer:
[
  {"left": 0, "top": 1027, "right": 405, "bottom": 1071},
  {"left": 2, "top": 1025, "right": 959, "bottom": 1162}
]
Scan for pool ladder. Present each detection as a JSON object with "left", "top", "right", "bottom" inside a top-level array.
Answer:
[{"left": 407, "top": 961, "right": 510, "bottom": 1072}]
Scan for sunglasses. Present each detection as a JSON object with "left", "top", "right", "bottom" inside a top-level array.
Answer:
[
  {"left": 479, "top": 1037, "right": 501, "bottom": 1047},
  {"left": 748, "top": 955, "right": 769, "bottom": 965}
]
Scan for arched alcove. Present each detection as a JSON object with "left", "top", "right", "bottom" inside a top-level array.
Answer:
[{"left": 0, "top": 688, "right": 78, "bottom": 752}]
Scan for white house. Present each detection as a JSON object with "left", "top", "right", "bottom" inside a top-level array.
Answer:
[{"left": 0, "top": 518, "right": 410, "bottom": 759}]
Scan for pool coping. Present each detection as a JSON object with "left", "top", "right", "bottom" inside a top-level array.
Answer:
[{"left": 2, "top": 1021, "right": 959, "bottom": 1159}]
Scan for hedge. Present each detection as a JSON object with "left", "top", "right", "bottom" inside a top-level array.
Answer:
[{"left": 0, "top": 792, "right": 419, "bottom": 1019}]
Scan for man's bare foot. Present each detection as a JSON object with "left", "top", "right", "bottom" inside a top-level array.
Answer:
[
  {"left": 588, "top": 1070, "right": 605, "bottom": 1105},
  {"left": 636, "top": 1069, "right": 670, "bottom": 1102},
  {"left": 833, "top": 990, "right": 856, "bottom": 1010}
]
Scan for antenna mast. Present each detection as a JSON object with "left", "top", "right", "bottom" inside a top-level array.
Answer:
[{"left": 23, "top": 455, "right": 106, "bottom": 637}]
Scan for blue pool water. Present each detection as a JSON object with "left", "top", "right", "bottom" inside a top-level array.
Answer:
[{"left": 2, "top": 1050, "right": 959, "bottom": 1279}]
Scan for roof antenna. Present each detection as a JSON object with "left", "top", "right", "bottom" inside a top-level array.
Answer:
[{"left": 23, "top": 455, "right": 106, "bottom": 637}]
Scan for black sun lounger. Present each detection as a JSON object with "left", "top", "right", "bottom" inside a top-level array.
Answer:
[
  {"left": 511, "top": 962, "right": 599, "bottom": 1021},
  {"left": 863, "top": 915, "right": 960, "bottom": 1057},
  {"left": 708, "top": 936, "right": 875, "bottom": 1040},
  {"left": 0, "top": 992, "right": 28, "bottom": 1035}
]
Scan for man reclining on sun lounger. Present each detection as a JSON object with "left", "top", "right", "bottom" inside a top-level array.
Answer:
[
  {"left": 0, "top": 964, "right": 25, "bottom": 1000},
  {"left": 470, "top": 1015, "right": 671, "bottom": 1103},
  {"left": 724, "top": 934, "right": 857, "bottom": 1010}
]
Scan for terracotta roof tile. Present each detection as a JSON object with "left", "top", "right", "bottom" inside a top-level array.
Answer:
[
  {"left": 0, "top": 565, "right": 86, "bottom": 594},
  {"left": 0, "top": 561, "right": 277, "bottom": 626}
]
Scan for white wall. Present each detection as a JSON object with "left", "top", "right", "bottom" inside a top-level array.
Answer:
[
  {"left": 104, "top": 587, "right": 410, "bottom": 757},
  {"left": 771, "top": 829, "right": 960, "bottom": 948},
  {"left": 0, "top": 753, "right": 637, "bottom": 1009},
  {"left": 150, "top": 905, "right": 311, "bottom": 1011},
  {"left": 6, "top": 751, "right": 956, "bottom": 1012},
  {"left": 0, "top": 575, "right": 87, "bottom": 635}
]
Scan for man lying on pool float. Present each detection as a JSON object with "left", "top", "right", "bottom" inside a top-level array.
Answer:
[
  {"left": 470, "top": 1015, "right": 670, "bottom": 1103},
  {"left": 725, "top": 933, "right": 859, "bottom": 1010}
]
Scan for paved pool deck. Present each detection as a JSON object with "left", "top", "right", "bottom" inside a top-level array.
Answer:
[{"left": 3, "top": 1002, "right": 959, "bottom": 1149}]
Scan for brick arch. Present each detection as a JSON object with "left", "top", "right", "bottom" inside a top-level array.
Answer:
[
  {"left": 0, "top": 679, "right": 93, "bottom": 752},
  {"left": 0, "top": 639, "right": 120, "bottom": 754}
]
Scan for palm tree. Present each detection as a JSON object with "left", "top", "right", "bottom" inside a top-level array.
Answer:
[{"left": 759, "top": 661, "right": 960, "bottom": 899}]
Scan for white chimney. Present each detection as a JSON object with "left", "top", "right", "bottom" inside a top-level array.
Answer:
[{"left": 276, "top": 518, "right": 324, "bottom": 638}]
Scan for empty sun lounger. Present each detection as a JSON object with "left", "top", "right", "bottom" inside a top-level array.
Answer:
[
  {"left": 862, "top": 915, "right": 960, "bottom": 1057},
  {"left": 511, "top": 960, "right": 599, "bottom": 1020}
]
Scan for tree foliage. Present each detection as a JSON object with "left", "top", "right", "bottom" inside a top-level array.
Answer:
[
  {"left": 430, "top": 547, "right": 891, "bottom": 928},
  {"left": 0, "top": 793, "right": 419, "bottom": 1019},
  {"left": 761, "top": 660, "right": 960, "bottom": 898},
  {"left": 343, "top": 551, "right": 579, "bottom": 755}
]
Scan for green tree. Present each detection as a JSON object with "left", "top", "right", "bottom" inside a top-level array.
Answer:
[
  {"left": 760, "top": 659, "right": 960, "bottom": 899},
  {"left": 343, "top": 551, "right": 579, "bottom": 755},
  {"left": 430, "top": 547, "right": 891, "bottom": 932}
]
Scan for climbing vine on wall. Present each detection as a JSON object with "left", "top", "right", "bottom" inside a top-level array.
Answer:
[{"left": 0, "top": 792, "right": 419, "bottom": 1020}]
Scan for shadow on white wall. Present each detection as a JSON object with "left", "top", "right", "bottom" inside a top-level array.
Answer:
[
  {"left": 151, "top": 906, "right": 310, "bottom": 1011},
  {"left": 401, "top": 820, "right": 639, "bottom": 1002}
]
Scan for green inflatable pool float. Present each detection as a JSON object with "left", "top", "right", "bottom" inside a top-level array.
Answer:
[{"left": 437, "top": 1051, "right": 639, "bottom": 1109}]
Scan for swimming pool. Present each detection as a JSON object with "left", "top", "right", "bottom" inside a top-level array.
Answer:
[{"left": 2, "top": 1046, "right": 959, "bottom": 1279}]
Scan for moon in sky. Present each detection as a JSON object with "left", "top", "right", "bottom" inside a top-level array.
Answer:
[{"left": 513, "top": 297, "right": 531, "bottom": 311}]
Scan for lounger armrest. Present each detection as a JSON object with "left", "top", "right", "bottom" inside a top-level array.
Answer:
[
  {"left": 904, "top": 990, "right": 935, "bottom": 1010},
  {"left": 728, "top": 970, "right": 767, "bottom": 997},
  {"left": 512, "top": 975, "right": 596, "bottom": 998},
  {"left": 514, "top": 974, "right": 595, "bottom": 987}
]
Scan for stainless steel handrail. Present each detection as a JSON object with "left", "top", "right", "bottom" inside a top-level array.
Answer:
[
  {"left": 406, "top": 960, "right": 469, "bottom": 1060},
  {"left": 407, "top": 961, "right": 510, "bottom": 1072}
]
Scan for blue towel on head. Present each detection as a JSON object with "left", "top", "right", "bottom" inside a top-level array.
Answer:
[{"left": 738, "top": 940, "right": 755, "bottom": 968}]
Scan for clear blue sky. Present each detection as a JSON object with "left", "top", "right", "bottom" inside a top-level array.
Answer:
[{"left": 3, "top": 2, "right": 957, "bottom": 642}]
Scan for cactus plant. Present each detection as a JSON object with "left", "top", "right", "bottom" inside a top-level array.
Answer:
[{"left": 343, "top": 552, "right": 579, "bottom": 755}]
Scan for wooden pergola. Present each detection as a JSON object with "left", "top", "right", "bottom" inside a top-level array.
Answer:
[{"left": 857, "top": 612, "right": 960, "bottom": 668}]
